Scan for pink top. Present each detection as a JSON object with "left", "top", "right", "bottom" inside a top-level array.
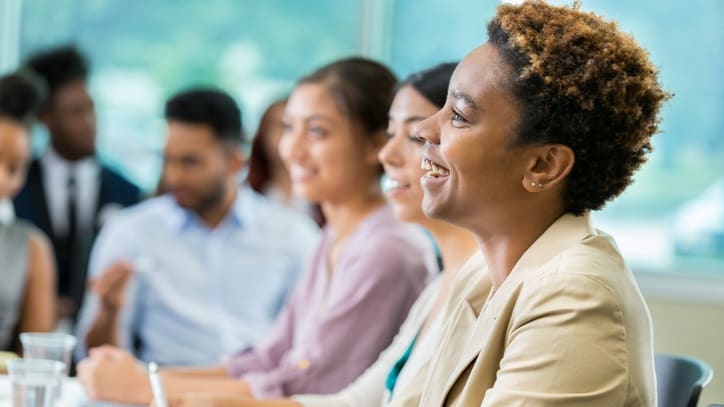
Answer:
[{"left": 223, "top": 206, "right": 436, "bottom": 398}]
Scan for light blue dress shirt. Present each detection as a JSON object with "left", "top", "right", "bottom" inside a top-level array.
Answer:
[{"left": 75, "top": 187, "right": 320, "bottom": 366}]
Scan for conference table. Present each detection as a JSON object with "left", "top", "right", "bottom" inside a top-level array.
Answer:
[{"left": 0, "top": 376, "right": 133, "bottom": 407}]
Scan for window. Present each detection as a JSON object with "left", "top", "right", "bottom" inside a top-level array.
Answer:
[
  {"left": 19, "top": 0, "right": 363, "bottom": 190},
  {"left": 14, "top": 0, "right": 724, "bottom": 278}
]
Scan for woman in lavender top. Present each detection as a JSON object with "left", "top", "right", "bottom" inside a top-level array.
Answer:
[
  {"left": 76, "top": 58, "right": 436, "bottom": 405},
  {"left": 164, "top": 65, "right": 486, "bottom": 407}
]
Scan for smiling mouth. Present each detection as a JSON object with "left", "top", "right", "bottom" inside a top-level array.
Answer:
[
  {"left": 289, "top": 164, "right": 315, "bottom": 181},
  {"left": 382, "top": 176, "right": 411, "bottom": 193},
  {"left": 422, "top": 158, "right": 450, "bottom": 178}
]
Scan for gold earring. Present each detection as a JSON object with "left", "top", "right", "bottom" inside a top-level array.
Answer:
[{"left": 529, "top": 181, "right": 536, "bottom": 187}]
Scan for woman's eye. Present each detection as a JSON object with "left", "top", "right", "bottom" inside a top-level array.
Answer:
[
  {"left": 451, "top": 109, "right": 468, "bottom": 127},
  {"left": 309, "top": 126, "right": 327, "bottom": 137}
]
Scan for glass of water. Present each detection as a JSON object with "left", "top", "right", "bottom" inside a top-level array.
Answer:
[
  {"left": 7, "top": 359, "right": 65, "bottom": 407},
  {"left": 19, "top": 333, "right": 76, "bottom": 376}
]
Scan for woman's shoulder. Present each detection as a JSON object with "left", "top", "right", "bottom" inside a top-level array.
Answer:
[
  {"left": 1, "top": 219, "right": 42, "bottom": 244},
  {"left": 359, "top": 210, "right": 433, "bottom": 253}
]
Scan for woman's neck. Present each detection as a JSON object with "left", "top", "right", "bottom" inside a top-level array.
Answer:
[
  {"left": 426, "top": 221, "right": 479, "bottom": 277},
  {"left": 322, "top": 190, "right": 386, "bottom": 242},
  {"left": 470, "top": 207, "right": 565, "bottom": 290}
]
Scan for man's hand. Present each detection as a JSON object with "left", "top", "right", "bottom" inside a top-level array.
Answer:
[
  {"left": 89, "top": 261, "right": 134, "bottom": 311},
  {"left": 77, "top": 346, "right": 152, "bottom": 405}
]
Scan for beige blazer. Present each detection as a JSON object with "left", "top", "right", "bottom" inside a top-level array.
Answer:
[{"left": 390, "top": 213, "right": 656, "bottom": 407}]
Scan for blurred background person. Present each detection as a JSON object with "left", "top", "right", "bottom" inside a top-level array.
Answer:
[
  {"left": 164, "top": 62, "right": 486, "bottom": 407},
  {"left": 74, "top": 88, "right": 319, "bottom": 366},
  {"left": 0, "top": 71, "right": 56, "bottom": 353},
  {"left": 247, "top": 98, "right": 324, "bottom": 226},
  {"left": 77, "top": 57, "right": 436, "bottom": 404},
  {"left": 13, "top": 45, "right": 142, "bottom": 325}
]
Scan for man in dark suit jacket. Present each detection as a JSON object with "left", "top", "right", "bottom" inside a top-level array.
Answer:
[{"left": 13, "top": 45, "right": 141, "bottom": 324}]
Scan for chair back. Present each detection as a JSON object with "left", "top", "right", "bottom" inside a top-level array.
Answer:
[{"left": 656, "top": 353, "right": 713, "bottom": 407}]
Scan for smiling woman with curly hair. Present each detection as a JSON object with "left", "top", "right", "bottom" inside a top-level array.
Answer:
[{"left": 398, "top": 1, "right": 669, "bottom": 406}]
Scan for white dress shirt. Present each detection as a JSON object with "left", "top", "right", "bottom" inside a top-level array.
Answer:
[
  {"left": 40, "top": 148, "right": 100, "bottom": 235},
  {"left": 75, "top": 187, "right": 321, "bottom": 366}
]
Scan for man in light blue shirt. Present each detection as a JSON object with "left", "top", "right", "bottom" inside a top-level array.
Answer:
[{"left": 75, "top": 88, "right": 319, "bottom": 366}]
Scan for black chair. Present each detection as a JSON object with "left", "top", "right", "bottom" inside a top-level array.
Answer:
[{"left": 655, "top": 353, "right": 713, "bottom": 407}]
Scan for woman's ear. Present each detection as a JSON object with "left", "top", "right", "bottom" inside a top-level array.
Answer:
[
  {"left": 366, "top": 129, "right": 388, "bottom": 166},
  {"left": 521, "top": 144, "right": 575, "bottom": 192}
]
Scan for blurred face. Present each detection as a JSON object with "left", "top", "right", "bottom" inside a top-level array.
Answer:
[
  {"left": 162, "top": 121, "right": 236, "bottom": 212},
  {"left": 0, "top": 119, "right": 31, "bottom": 199},
  {"left": 379, "top": 85, "right": 440, "bottom": 223},
  {"left": 417, "top": 43, "right": 530, "bottom": 227},
  {"left": 279, "top": 83, "right": 381, "bottom": 204},
  {"left": 260, "top": 102, "right": 287, "bottom": 168},
  {"left": 44, "top": 80, "right": 96, "bottom": 159}
]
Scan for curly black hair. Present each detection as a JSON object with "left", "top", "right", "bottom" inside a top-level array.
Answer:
[
  {"left": 0, "top": 71, "right": 46, "bottom": 126},
  {"left": 25, "top": 45, "right": 89, "bottom": 97},
  {"left": 488, "top": 1, "right": 670, "bottom": 215}
]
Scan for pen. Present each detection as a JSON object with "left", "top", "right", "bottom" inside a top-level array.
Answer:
[{"left": 148, "top": 362, "right": 169, "bottom": 407}]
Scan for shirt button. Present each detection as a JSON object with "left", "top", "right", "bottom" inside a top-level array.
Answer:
[{"left": 298, "top": 358, "right": 311, "bottom": 370}]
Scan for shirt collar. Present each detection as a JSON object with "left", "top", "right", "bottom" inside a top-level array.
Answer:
[
  {"left": 42, "top": 147, "right": 97, "bottom": 176},
  {"left": 43, "top": 146, "right": 96, "bottom": 168},
  {"left": 165, "top": 187, "right": 248, "bottom": 232},
  {"left": 0, "top": 199, "right": 14, "bottom": 225}
]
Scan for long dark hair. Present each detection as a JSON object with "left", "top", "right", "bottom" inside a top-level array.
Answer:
[{"left": 247, "top": 98, "right": 286, "bottom": 194}]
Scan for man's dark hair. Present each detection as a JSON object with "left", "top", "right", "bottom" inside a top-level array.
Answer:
[
  {"left": 25, "top": 45, "right": 89, "bottom": 97},
  {"left": 164, "top": 88, "right": 244, "bottom": 145}
]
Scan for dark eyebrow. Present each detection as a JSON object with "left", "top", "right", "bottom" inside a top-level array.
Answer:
[{"left": 449, "top": 89, "right": 478, "bottom": 110}]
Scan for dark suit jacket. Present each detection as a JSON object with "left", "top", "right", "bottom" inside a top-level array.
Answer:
[{"left": 13, "top": 158, "right": 142, "bottom": 321}]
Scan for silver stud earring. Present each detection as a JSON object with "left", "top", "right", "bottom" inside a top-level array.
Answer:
[
  {"left": 529, "top": 181, "right": 536, "bottom": 187},
  {"left": 538, "top": 183, "right": 543, "bottom": 188}
]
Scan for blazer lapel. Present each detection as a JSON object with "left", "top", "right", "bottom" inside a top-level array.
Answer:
[
  {"left": 423, "top": 269, "right": 492, "bottom": 405},
  {"left": 434, "top": 214, "right": 597, "bottom": 405}
]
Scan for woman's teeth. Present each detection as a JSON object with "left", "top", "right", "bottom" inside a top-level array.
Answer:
[
  {"left": 382, "top": 176, "right": 408, "bottom": 192},
  {"left": 422, "top": 159, "right": 450, "bottom": 178}
]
